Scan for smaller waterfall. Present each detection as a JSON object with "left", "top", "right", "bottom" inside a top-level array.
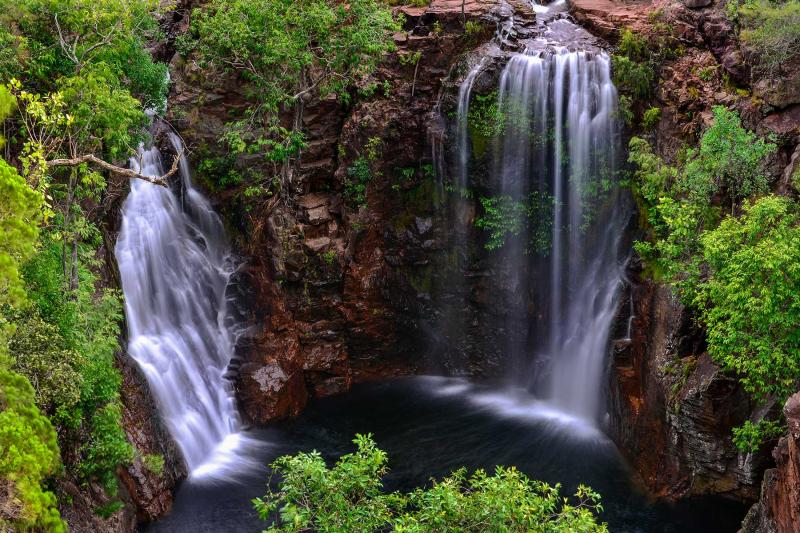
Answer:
[
  {"left": 116, "top": 135, "right": 249, "bottom": 478},
  {"left": 455, "top": 59, "right": 488, "bottom": 191}
]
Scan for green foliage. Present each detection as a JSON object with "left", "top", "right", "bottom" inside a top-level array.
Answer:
[
  {"left": 345, "top": 157, "right": 372, "bottom": 207},
  {"left": 694, "top": 196, "right": 800, "bottom": 403},
  {"left": 629, "top": 109, "right": 792, "bottom": 450},
  {"left": 642, "top": 107, "right": 661, "bottom": 131},
  {"left": 0, "top": 2, "right": 155, "bottom": 524},
  {"left": 80, "top": 403, "right": 133, "bottom": 488},
  {"left": 738, "top": 0, "right": 800, "bottom": 77},
  {"left": 0, "top": 158, "right": 44, "bottom": 309},
  {"left": 611, "top": 55, "right": 655, "bottom": 101},
  {"left": 187, "top": 0, "right": 398, "bottom": 111},
  {"left": 463, "top": 20, "right": 485, "bottom": 44},
  {"left": 94, "top": 499, "right": 124, "bottom": 519},
  {"left": 616, "top": 95, "right": 634, "bottom": 127},
  {"left": 474, "top": 192, "right": 554, "bottom": 254},
  {"left": 733, "top": 419, "right": 786, "bottom": 453},
  {"left": 0, "top": 0, "right": 167, "bottom": 106},
  {"left": 57, "top": 64, "right": 148, "bottom": 161},
  {"left": 15, "top": 240, "right": 132, "bottom": 488},
  {"left": 0, "top": 88, "right": 63, "bottom": 530},
  {"left": 0, "top": 368, "right": 65, "bottom": 531},
  {"left": 8, "top": 312, "right": 82, "bottom": 424},
  {"left": 321, "top": 250, "right": 337, "bottom": 266},
  {"left": 629, "top": 107, "right": 775, "bottom": 286},
  {"left": 253, "top": 434, "right": 607, "bottom": 532},
  {"left": 618, "top": 29, "right": 649, "bottom": 62},
  {"left": 182, "top": 0, "right": 396, "bottom": 193},
  {"left": 612, "top": 29, "right": 655, "bottom": 101},
  {"left": 467, "top": 91, "right": 504, "bottom": 140},
  {"left": 682, "top": 106, "right": 775, "bottom": 212},
  {"left": 142, "top": 453, "right": 165, "bottom": 477}
]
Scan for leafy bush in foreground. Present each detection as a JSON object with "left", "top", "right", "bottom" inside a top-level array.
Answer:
[{"left": 253, "top": 434, "right": 607, "bottom": 532}]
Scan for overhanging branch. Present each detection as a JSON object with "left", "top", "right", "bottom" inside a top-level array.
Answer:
[{"left": 45, "top": 153, "right": 181, "bottom": 187}]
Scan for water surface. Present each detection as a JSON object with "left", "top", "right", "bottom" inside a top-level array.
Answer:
[{"left": 146, "top": 377, "right": 746, "bottom": 532}]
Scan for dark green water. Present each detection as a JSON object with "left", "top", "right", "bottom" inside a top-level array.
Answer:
[{"left": 146, "top": 377, "right": 747, "bottom": 532}]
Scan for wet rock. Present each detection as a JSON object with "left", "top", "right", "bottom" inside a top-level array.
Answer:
[
  {"left": 415, "top": 216, "right": 433, "bottom": 236},
  {"left": 684, "top": 0, "right": 713, "bottom": 8},
  {"left": 754, "top": 77, "right": 800, "bottom": 111},
  {"left": 238, "top": 361, "right": 308, "bottom": 422},
  {"left": 609, "top": 276, "right": 766, "bottom": 502},
  {"left": 741, "top": 393, "right": 800, "bottom": 533},
  {"left": 304, "top": 236, "right": 331, "bottom": 253},
  {"left": 117, "top": 356, "right": 186, "bottom": 523},
  {"left": 759, "top": 105, "right": 800, "bottom": 143},
  {"left": 568, "top": 0, "right": 651, "bottom": 40},
  {"left": 307, "top": 205, "right": 331, "bottom": 225}
]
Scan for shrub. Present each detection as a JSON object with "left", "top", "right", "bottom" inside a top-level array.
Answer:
[
  {"left": 0, "top": 368, "right": 65, "bottom": 532},
  {"left": 738, "top": 0, "right": 800, "bottom": 76},
  {"left": 19, "top": 240, "right": 132, "bottom": 488},
  {"left": 142, "top": 453, "right": 165, "bottom": 477},
  {"left": 695, "top": 196, "right": 800, "bottom": 404},
  {"left": 733, "top": 419, "right": 786, "bottom": 453},
  {"left": 642, "top": 107, "right": 661, "bottom": 130},
  {"left": 467, "top": 91, "right": 504, "bottom": 139},
  {"left": 612, "top": 29, "right": 656, "bottom": 101},
  {"left": 611, "top": 55, "right": 655, "bottom": 101},
  {"left": 253, "top": 434, "right": 607, "bottom": 532},
  {"left": 682, "top": 106, "right": 775, "bottom": 212},
  {"left": 473, "top": 192, "right": 554, "bottom": 253},
  {"left": 345, "top": 157, "right": 372, "bottom": 207}
]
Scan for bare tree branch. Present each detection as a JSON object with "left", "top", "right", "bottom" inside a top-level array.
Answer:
[{"left": 45, "top": 153, "right": 181, "bottom": 187}]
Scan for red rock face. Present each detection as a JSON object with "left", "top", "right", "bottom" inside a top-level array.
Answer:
[
  {"left": 569, "top": 0, "right": 652, "bottom": 40},
  {"left": 609, "top": 274, "right": 763, "bottom": 501},
  {"left": 118, "top": 357, "right": 186, "bottom": 523},
  {"left": 741, "top": 394, "right": 800, "bottom": 533},
  {"left": 167, "top": 0, "right": 502, "bottom": 425}
]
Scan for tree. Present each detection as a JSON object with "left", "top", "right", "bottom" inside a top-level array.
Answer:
[
  {"left": 694, "top": 195, "right": 800, "bottom": 404},
  {"left": 183, "top": 0, "right": 399, "bottom": 191},
  {"left": 0, "top": 85, "right": 64, "bottom": 532},
  {"left": 682, "top": 106, "right": 775, "bottom": 213},
  {"left": 253, "top": 434, "right": 607, "bottom": 532}
]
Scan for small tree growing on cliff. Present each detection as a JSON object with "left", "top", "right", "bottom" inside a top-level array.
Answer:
[{"left": 182, "top": 0, "right": 400, "bottom": 193}]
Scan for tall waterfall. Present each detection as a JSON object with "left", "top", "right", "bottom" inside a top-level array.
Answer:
[
  {"left": 485, "top": 48, "right": 627, "bottom": 421},
  {"left": 116, "top": 135, "right": 246, "bottom": 477}
]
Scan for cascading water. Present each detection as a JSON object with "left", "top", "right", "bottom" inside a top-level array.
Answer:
[
  {"left": 539, "top": 49, "right": 627, "bottom": 421},
  {"left": 116, "top": 134, "right": 249, "bottom": 478},
  {"left": 455, "top": 59, "right": 488, "bottom": 191},
  {"left": 473, "top": 46, "right": 627, "bottom": 422}
]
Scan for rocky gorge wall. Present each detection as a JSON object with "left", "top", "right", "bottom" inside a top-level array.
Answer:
[
  {"left": 576, "top": 0, "right": 800, "bottom": 518},
  {"left": 164, "top": 0, "right": 517, "bottom": 426},
  {"left": 741, "top": 393, "right": 800, "bottom": 533},
  {"left": 103, "top": 0, "right": 800, "bottom": 528}
]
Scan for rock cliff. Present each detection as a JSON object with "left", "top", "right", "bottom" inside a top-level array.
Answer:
[{"left": 741, "top": 393, "right": 800, "bottom": 533}]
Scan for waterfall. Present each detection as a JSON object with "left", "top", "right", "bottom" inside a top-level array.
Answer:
[
  {"left": 116, "top": 134, "right": 247, "bottom": 477},
  {"left": 455, "top": 59, "right": 488, "bottom": 191},
  {"left": 488, "top": 48, "right": 627, "bottom": 422}
]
